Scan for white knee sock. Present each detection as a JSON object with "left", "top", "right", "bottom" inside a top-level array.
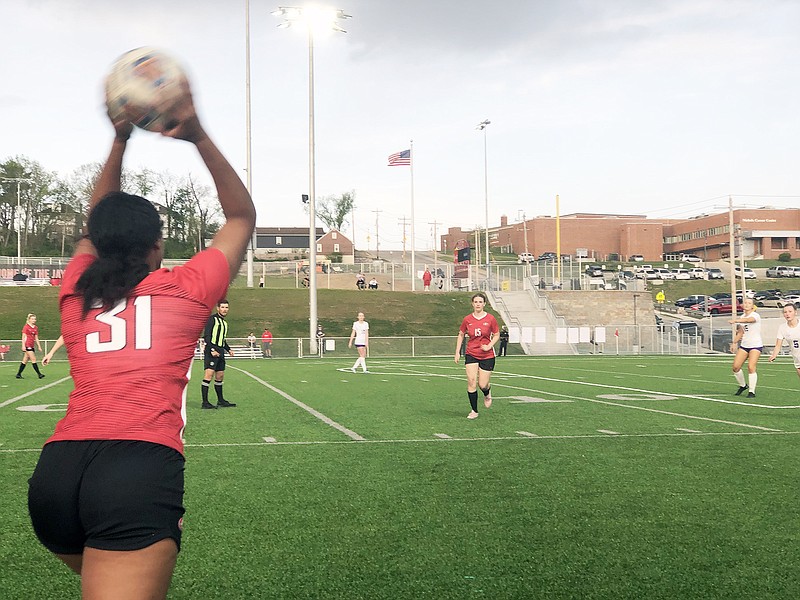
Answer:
[
  {"left": 734, "top": 370, "right": 746, "bottom": 387},
  {"left": 748, "top": 373, "right": 757, "bottom": 392}
]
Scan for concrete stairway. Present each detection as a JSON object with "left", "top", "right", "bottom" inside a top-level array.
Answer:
[{"left": 490, "top": 291, "right": 577, "bottom": 355}]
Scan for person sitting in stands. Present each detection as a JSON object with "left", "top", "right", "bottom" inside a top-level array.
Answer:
[{"left": 368, "top": 277, "right": 378, "bottom": 290}]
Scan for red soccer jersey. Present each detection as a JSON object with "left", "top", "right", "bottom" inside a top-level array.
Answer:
[
  {"left": 22, "top": 323, "right": 38, "bottom": 348},
  {"left": 46, "top": 248, "right": 230, "bottom": 455},
  {"left": 460, "top": 312, "right": 499, "bottom": 360}
]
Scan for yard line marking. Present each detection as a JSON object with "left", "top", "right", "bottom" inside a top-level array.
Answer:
[
  {"left": 516, "top": 431, "right": 538, "bottom": 437},
  {"left": 4, "top": 430, "right": 799, "bottom": 454},
  {"left": 489, "top": 370, "right": 800, "bottom": 410},
  {"left": 434, "top": 433, "right": 452, "bottom": 439},
  {"left": 676, "top": 428, "right": 701, "bottom": 433},
  {"left": 488, "top": 381, "right": 781, "bottom": 431},
  {"left": 263, "top": 437, "right": 277, "bottom": 443},
  {"left": 0, "top": 377, "right": 72, "bottom": 409},
  {"left": 231, "top": 366, "right": 366, "bottom": 441},
  {"left": 598, "top": 429, "right": 620, "bottom": 435}
]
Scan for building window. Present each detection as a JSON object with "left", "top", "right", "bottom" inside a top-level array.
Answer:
[
  {"left": 332, "top": 232, "right": 337, "bottom": 239},
  {"left": 771, "top": 237, "right": 788, "bottom": 250},
  {"left": 334, "top": 244, "right": 340, "bottom": 253},
  {"left": 276, "top": 236, "right": 282, "bottom": 245}
]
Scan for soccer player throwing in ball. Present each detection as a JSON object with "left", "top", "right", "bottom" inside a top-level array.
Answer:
[
  {"left": 27, "top": 77, "right": 255, "bottom": 599},
  {"left": 455, "top": 292, "right": 499, "bottom": 419}
]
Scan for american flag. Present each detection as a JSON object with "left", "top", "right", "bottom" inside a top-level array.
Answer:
[{"left": 388, "top": 149, "right": 411, "bottom": 166}]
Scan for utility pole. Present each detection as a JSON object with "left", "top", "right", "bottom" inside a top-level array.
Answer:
[
  {"left": 1, "top": 176, "right": 33, "bottom": 260},
  {"left": 398, "top": 215, "right": 410, "bottom": 260},
  {"left": 372, "top": 209, "right": 383, "bottom": 259},
  {"left": 429, "top": 220, "right": 442, "bottom": 273}
]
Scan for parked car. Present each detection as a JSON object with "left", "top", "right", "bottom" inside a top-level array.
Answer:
[
  {"left": 706, "top": 268, "right": 724, "bottom": 280},
  {"left": 655, "top": 268, "right": 675, "bottom": 280},
  {"left": 734, "top": 266, "right": 757, "bottom": 279},
  {"left": 680, "top": 254, "right": 702, "bottom": 263},
  {"left": 675, "top": 295, "right": 709, "bottom": 308},
  {"left": 634, "top": 264, "right": 653, "bottom": 272},
  {"left": 537, "top": 252, "right": 557, "bottom": 261},
  {"left": 766, "top": 265, "right": 791, "bottom": 278},
  {"left": 585, "top": 264, "right": 603, "bottom": 277},
  {"left": 692, "top": 298, "right": 742, "bottom": 315},
  {"left": 755, "top": 294, "right": 784, "bottom": 308},
  {"left": 672, "top": 320, "right": 704, "bottom": 342},
  {"left": 641, "top": 269, "right": 659, "bottom": 280},
  {"left": 778, "top": 294, "right": 800, "bottom": 308},
  {"left": 753, "top": 289, "right": 782, "bottom": 301},
  {"left": 785, "top": 266, "right": 800, "bottom": 277},
  {"left": 689, "top": 268, "right": 706, "bottom": 279},
  {"left": 671, "top": 269, "right": 691, "bottom": 280},
  {"left": 620, "top": 270, "right": 636, "bottom": 280},
  {"left": 630, "top": 254, "right": 644, "bottom": 261},
  {"left": 517, "top": 253, "right": 535, "bottom": 263}
]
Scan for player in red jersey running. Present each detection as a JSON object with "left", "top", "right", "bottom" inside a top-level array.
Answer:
[
  {"left": 16, "top": 313, "right": 45, "bottom": 379},
  {"left": 454, "top": 292, "right": 500, "bottom": 419},
  {"left": 27, "top": 77, "right": 256, "bottom": 600}
]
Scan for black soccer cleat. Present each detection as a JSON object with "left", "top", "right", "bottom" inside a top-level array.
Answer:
[
  {"left": 734, "top": 386, "right": 748, "bottom": 396},
  {"left": 201, "top": 402, "right": 218, "bottom": 410},
  {"left": 216, "top": 399, "right": 237, "bottom": 408},
  {"left": 747, "top": 392, "right": 756, "bottom": 398},
  {"left": 38, "top": 374, "right": 45, "bottom": 379},
  {"left": 15, "top": 374, "right": 22, "bottom": 379}
]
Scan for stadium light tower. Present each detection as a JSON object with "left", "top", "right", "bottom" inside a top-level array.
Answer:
[
  {"left": 273, "top": 5, "right": 350, "bottom": 354},
  {"left": 476, "top": 119, "right": 491, "bottom": 270},
  {"left": 1, "top": 177, "right": 33, "bottom": 260}
]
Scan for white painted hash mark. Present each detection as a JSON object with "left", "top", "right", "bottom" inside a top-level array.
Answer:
[
  {"left": 676, "top": 428, "right": 701, "bottom": 433},
  {"left": 516, "top": 431, "right": 539, "bottom": 437},
  {"left": 434, "top": 433, "right": 452, "bottom": 439},
  {"left": 263, "top": 437, "right": 277, "bottom": 443},
  {"left": 598, "top": 429, "right": 620, "bottom": 435}
]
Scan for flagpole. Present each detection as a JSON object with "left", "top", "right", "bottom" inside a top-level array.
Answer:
[{"left": 410, "top": 139, "right": 415, "bottom": 291}]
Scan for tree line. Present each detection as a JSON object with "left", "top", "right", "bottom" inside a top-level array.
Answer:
[
  {"left": 1, "top": 155, "right": 358, "bottom": 259},
  {"left": 0, "top": 155, "right": 223, "bottom": 258}
]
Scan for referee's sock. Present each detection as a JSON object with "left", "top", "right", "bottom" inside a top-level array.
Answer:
[
  {"left": 214, "top": 381, "right": 224, "bottom": 402},
  {"left": 201, "top": 379, "right": 211, "bottom": 404}
]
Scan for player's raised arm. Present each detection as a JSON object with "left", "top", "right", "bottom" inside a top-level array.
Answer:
[{"left": 162, "top": 84, "right": 256, "bottom": 282}]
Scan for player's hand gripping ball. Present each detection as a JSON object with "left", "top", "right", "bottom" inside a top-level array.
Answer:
[{"left": 105, "top": 47, "right": 187, "bottom": 132}]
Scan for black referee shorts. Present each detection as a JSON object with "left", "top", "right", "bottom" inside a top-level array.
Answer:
[
  {"left": 28, "top": 440, "right": 185, "bottom": 555},
  {"left": 204, "top": 350, "right": 226, "bottom": 371}
]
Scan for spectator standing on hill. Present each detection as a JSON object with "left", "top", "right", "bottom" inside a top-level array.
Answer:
[
  {"left": 498, "top": 326, "right": 509, "bottom": 356},
  {"left": 422, "top": 268, "right": 432, "bottom": 291},
  {"left": 730, "top": 297, "right": 762, "bottom": 398},
  {"left": 27, "top": 82, "right": 255, "bottom": 600},
  {"left": 768, "top": 303, "right": 800, "bottom": 381},
  {"left": 348, "top": 312, "right": 370, "bottom": 373},
  {"left": 202, "top": 300, "right": 236, "bottom": 408},
  {"left": 454, "top": 292, "right": 499, "bottom": 420},
  {"left": 16, "top": 313, "right": 45, "bottom": 379},
  {"left": 262, "top": 327, "right": 273, "bottom": 358}
]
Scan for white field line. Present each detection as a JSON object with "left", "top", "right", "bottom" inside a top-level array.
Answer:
[
  {"left": 230, "top": 366, "right": 365, "bottom": 441},
  {"left": 489, "top": 381, "right": 781, "bottom": 432},
  {"left": 0, "top": 377, "right": 72, "bottom": 409},
  {"left": 365, "top": 361, "right": 784, "bottom": 431}
]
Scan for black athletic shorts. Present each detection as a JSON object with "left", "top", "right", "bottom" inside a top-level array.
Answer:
[
  {"left": 24, "top": 346, "right": 35, "bottom": 353},
  {"left": 28, "top": 440, "right": 185, "bottom": 554},
  {"left": 465, "top": 354, "right": 496, "bottom": 371},
  {"left": 204, "top": 349, "right": 226, "bottom": 371}
]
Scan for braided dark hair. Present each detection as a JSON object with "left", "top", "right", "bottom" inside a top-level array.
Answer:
[{"left": 75, "top": 192, "right": 163, "bottom": 316}]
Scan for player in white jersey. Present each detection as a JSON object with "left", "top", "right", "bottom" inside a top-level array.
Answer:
[
  {"left": 348, "top": 312, "right": 370, "bottom": 373},
  {"left": 729, "top": 297, "right": 762, "bottom": 398},
  {"left": 767, "top": 303, "right": 800, "bottom": 380}
]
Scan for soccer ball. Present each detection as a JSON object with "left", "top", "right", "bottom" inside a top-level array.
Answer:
[{"left": 105, "top": 47, "right": 186, "bottom": 132}]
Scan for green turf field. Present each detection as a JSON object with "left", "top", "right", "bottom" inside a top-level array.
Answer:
[{"left": 1, "top": 355, "right": 798, "bottom": 599}]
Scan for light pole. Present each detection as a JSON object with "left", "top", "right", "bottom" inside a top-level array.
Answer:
[
  {"left": 477, "top": 120, "right": 490, "bottom": 271},
  {"left": 244, "top": 0, "right": 254, "bottom": 288},
  {"left": 273, "top": 5, "right": 350, "bottom": 354},
  {"left": 1, "top": 177, "right": 32, "bottom": 260}
]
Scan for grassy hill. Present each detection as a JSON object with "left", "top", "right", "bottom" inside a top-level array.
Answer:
[{"left": 0, "top": 286, "right": 487, "bottom": 340}]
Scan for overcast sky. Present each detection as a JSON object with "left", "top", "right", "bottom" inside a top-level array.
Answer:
[{"left": 2, "top": 0, "right": 799, "bottom": 251}]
